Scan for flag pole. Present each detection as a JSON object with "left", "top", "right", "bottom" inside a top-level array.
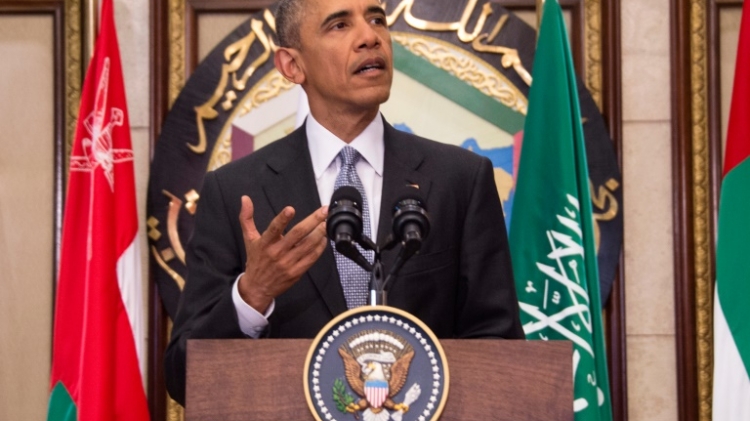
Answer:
[
  {"left": 536, "top": 0, "right": 545, "bottom": 31},
  {"left": 85, "top": 0, "right": 99, "bottom": 64}
]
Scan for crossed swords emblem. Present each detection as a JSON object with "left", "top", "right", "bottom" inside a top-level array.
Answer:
[{"left": 70, "top": 57, "right": 133, "bottom": 191}]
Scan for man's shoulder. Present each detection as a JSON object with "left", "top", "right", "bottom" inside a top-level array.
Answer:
[
  {"left": 385, "top": 123, "right": 487, "bottom": 169},
  {"left": 211, "top": 125, "right": 306, "bottom": 179}
]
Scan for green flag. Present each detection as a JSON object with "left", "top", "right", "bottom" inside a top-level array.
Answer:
[{"left": 509, "top": 1, "right": 612, "bottom": 419}]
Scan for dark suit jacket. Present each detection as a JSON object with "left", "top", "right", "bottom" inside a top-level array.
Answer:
[{"left": 165, "top": 120, "right": 524, "bottom": 405}]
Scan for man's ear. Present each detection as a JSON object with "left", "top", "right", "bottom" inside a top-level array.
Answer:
[{"left": 274, "top": 47, "right": 305, "bottom": 84}]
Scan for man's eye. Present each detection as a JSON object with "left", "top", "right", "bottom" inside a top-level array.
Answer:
[
  {"left": 371, "top": 17, "right": 386, "bottom": 26},
  {"left": 332, "top": 22, "right": 346, "bottom": 30}
]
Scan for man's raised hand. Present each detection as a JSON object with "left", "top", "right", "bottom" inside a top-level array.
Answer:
[{"left": 238, "top": 195, "right": 328, "bottom": 313}]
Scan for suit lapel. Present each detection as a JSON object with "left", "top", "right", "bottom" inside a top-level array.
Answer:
[
  {"left": 376, "top": 122, "right": 433, "bottom": 245},
  {"left": 261, "top": 127, "right": 347, "bottom": 317}
]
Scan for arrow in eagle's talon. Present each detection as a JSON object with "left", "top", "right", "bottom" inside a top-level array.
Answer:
[{"left": 393, "top": 403, "right": 409, "bottom": 412}]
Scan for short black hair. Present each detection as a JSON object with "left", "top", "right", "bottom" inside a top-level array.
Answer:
[{"left": 275, "top": 0, "right": 305, "bottom": 48}]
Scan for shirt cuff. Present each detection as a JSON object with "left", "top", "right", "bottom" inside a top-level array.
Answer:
[{"left": 232, "top": 273, "right": 275, "bottom": 338}]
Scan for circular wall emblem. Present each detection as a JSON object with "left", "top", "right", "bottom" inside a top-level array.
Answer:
[{"left": 304, "top": 306, "right": 449, "bottom": 421}]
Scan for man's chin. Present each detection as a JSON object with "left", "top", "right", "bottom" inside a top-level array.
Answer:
[
  {"left": 356, "top": 86, "right": 391, "bottom": 109},
  {"left": 373, "top": 90, "right": 391, "bottom": 106}
]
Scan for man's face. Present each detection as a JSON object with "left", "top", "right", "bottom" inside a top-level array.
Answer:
[{"left": 293, "top": 0, "right": 393, "bottom": 114}]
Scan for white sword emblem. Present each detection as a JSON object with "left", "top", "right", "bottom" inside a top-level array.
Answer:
[{"left": 70, "top": 57, "right": 133, "bottom": 192}]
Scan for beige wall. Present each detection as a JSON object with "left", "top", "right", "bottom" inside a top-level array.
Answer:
[
  {"left": 621, "top": 0, "right": 678, "bottom": 420},
  {"left": 0, "top": 15, "right": 55, "bottom": 421}
]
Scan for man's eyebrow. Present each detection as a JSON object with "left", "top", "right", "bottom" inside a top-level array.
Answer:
[
  {"left": 320, "top": 10, "right": 351, "bottom": 28},
  {"left": 320, "top": 6, "right": 386, "bottom": 29},
  {"left": 366, "top": 5, "right": 387, "bottom": 17}
]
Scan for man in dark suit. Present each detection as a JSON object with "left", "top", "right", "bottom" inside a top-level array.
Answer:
[{"left": 165, "top": 0, "right": 524, "bottom": 405}]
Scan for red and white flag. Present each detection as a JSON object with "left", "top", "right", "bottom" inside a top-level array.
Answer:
[{"left": 47, "top": 0, "right": 150, "bottom": 419}]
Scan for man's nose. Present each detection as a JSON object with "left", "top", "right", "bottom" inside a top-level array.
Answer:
[{"left": 356, "top": 21, "right": 381, "bottom": 50}]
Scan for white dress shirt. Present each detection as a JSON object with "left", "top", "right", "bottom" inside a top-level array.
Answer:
[{"left": 231, "top": 113, "right": 385, "bottom": 337}]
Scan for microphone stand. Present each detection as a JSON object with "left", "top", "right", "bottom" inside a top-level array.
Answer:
[{"left": 350, "top": 234, "right": 403, "bottom": 306}]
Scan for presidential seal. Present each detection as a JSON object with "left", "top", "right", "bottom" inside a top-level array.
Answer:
[{"left": 304, "top": 306, "right": 449, "bottom": 421}]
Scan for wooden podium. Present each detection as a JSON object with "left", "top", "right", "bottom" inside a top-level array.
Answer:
[{"left": 185, "top": 339, "right": 572, "bottom": 420}]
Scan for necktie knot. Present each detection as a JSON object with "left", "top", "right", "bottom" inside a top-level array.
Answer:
[{"left": 339, "top": 146, "right": 361, "bottom": 168}]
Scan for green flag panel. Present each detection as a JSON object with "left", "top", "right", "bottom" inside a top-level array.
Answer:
[
  {"left": 47, "top": 382, "right": 77, "bottom": 421},
  {"left": 509, "top": 1, "right": 612, "bottom": 420},
  {"left": 717, "top": 157, "right": 750, "bottom": 377}
]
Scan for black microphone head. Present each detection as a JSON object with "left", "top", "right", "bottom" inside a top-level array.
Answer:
[
  {"left": 393, "top": 185, "right": 427, "bottom": 210},
  {"left": 327, "top": 186, "right": 364, "bottom": 241},
  {"left": 392, "top": 186, "right": 430, "bottom": 240},
  {"left": 329, "top": 186, "right": 363, "bottom": 209}
]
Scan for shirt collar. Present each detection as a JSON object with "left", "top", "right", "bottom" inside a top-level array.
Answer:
[{"left": 306, "top": 112, "right": 384, "bottom": 180}]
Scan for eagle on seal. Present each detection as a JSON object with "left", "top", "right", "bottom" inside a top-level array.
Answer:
[{"left": 338, "top": 344, "right": 415, "bottom": 417}]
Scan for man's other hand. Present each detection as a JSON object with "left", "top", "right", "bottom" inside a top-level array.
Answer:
[{"left": 238, "top": 195, "right": 328, "bottom": 313}]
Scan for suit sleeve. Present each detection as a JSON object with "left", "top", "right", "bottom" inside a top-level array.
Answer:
[
  {"left": 455, "top": 157, "right": 525, "bottom": 339},
  {"left": 164, "top": 171, "right": 247, "bottom": 405}
]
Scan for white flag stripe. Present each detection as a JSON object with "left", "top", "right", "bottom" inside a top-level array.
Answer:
[
  {"left": 713, "top": 288, "right": 750, "bottom": 420},
  {"left": 116, "top": 234, "right": 146, "bottom": 382}
]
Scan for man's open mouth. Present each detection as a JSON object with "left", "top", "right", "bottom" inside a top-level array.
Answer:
[{"left": 354, "top": 58, "right": 386, "bottom": 74}]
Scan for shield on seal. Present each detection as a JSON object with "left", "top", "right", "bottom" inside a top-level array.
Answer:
[{"left": 364, "top": 379, "right": 389, "bottom": 409}]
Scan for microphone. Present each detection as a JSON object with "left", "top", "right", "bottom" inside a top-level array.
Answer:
[
  {"left": 327, "top": 186, "right": 372, "bottom": 271},
  {"left": 385, "top": 187, "right": 430, "bottom": 285},
  {"left": 392, "top": 187, "right": 430, "bottom": 257}
]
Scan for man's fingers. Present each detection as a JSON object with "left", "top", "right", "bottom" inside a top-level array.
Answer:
[
  {"left": 283, "top": 206, "right": 329, "bottom": 246},
  {"left": 289, "top": 220, "right": 328, "bottom": 256},
  {"left": 289, "top": 225, "right": 329, "bottom": 275},
  {"left": 239, "top": 196, "right": 261, "bottom": 242},
  {"left": 283, "top": 223, "right": 328, "bottom": 278},
  {"left": 261, "top": 206, "right": 296, "bottom": 245}
]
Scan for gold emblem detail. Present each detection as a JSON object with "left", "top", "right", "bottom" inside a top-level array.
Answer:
[
  {"left": 221, "top": 90, "right": 237, "bottom": 111},
  {"left": 385, "top": 0, "right": 532, "bottom": 86},
  {"left": 590, "top": 178, "right": 620, "bottom": 251},
  {"left": 162, "top": 190, "right": 187, "bottom": 264},
  {"left": 191, "top": 18, "right": 275, "bottom": 155},
  {"left": 151, "top": 246, "right": 185, "bottom": 290},
  {"left": 147, "top": 216, "right": 162, "bottom": 241},
  {"left": 160, "top": 248, "right": 176, "bottom": 263},
  {"left": 184, "top": 189, "right": 200, "bottom": 215},
  {"left": 392, "top": 33, "right": 527, "bottom": 114},
  {"left": 208, "top": 70, "right": 296, "bottom": 171}
]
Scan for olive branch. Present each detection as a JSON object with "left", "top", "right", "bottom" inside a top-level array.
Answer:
[{"left": 332, "top": 378, "right": 357, "bottom": 417}]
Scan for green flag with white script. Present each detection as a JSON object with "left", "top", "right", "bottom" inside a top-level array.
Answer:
[{"left": 509, "top": 1, "right": 612, "bottom": 419}]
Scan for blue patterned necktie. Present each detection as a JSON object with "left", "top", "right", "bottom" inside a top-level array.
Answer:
[{"left": 333, "top": 146, "right": 374, "bottom": 309}]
